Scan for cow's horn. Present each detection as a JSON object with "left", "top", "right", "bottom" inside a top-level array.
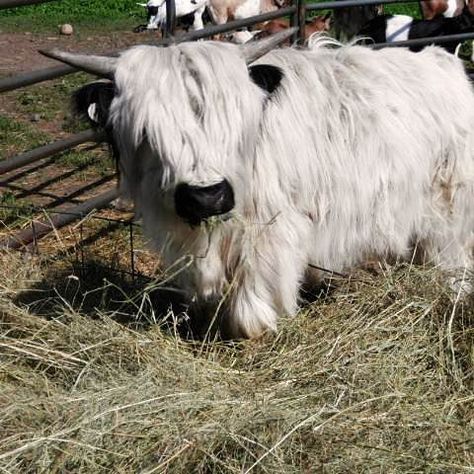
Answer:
[
  {"left": 241, "top": 27, "right": 298, "bottom": 64},
  {"left": 38, "top": 49, "right": 117, "bottom": 79}
]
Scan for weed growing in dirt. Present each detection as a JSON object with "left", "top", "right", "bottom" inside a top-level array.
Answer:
[
  {"left": 0, "top": 190, "right": 34, "bottom": 225},
  {"left": 55, "top": 149, "right": 113, "bottom": 174},
  {"left": 0, "top": 115, "right": 50, "bottom": 159},
  {"left": 11, "top": 73, "right": 92, "bottom": 131}
]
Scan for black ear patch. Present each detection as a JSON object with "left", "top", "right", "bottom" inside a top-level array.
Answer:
[
  {"left": 248, "top": 64, "right": 284, "bottom": 95},
  {"left": 72, "top": 81, "right": 115, "bottom": 128}
]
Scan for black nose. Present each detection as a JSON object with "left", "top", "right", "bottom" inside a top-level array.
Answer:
[{"left": 174, "top": 179, "right": 235, "bottom": 225}]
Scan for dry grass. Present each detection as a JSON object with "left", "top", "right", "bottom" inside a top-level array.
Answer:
[{"left": 0, "top": 248, "right": 473, "bottom": 473}]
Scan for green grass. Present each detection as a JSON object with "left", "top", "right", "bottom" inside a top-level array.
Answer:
[
  {"left": 0, "top": 190, "right": 34, "bottom": 225},
  {"left": 12, "top": 72, "right": 94, "bottom": 127},
  {"left": 55, "top": 148, "right": 114, "bottom": 174},
  {"left": 0, "top": 115, "right": 50, "bottom": 159},
  {"left": 384, "top": 3, "right": 421, "bottom": 17},
  {"left": 0, "top": 72, "right": 96, "bottom": 157},
  {"left": 1, "top": 72, "right": 114, "bottom": 172},
  {"left": 0, "top": 0, "right": 143, "bottom": 32}
]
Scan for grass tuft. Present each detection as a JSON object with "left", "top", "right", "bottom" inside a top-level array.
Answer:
[
  {"left": 0, "top": 251, "right": 472, "bottom": 472},
  {"left": 0, "top": 115, "right": 50, "bottom": 159},
  {"left": 0, "top": 0, "right": 143, "bottom": 31}
]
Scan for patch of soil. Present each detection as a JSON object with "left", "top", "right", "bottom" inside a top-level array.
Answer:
[
  {"left": 0, "top": 28, "right": 164, "bottom": 139},
  {"left": 0, "top": 29, "right": 160, "bottom": 75}
]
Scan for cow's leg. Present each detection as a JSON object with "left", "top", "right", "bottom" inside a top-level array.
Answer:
[
  {"left": 420, "top": 232, "right": 474, "bottom": 296},
  {"left": 420, "top": 0, "right": 447, "bottom": 19},
  {"left": 222, "top": 218, "right": 310, "bottom": 338},
  {"left": 206, "top": 6, "right": 228, "bottom": 40},
  {"left": 208, "top": 5, "right": 227, "bottom": 24},
  {"left": 192, "top": 5, "right": 206, "bottom": 30},
  {"left": 438, "top": 246, "right": 472, "bottom": 296}
]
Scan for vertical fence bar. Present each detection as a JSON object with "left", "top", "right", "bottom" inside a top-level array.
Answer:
[
  {"left": 297, "top": 0, "right": 306, "bottom": 45},
  {"left": 290, "top": 0, "right": 300, "bottom": 44},
  {"left": 290, "top": 0, "right": 306, "bottom": 44},
  {"left": 165, "top": 0, "right": 176, "bottom": 38}
]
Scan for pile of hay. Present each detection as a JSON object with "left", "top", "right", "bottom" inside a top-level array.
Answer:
[{"left": 0, "top": 251, "right": 472, "bottom": 472}]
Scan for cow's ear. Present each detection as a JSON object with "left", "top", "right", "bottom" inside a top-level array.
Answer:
[
  {"left": 248, "top": 64, "right": 283, "bottom": 94},
  {"left": 72, "top": 81, "right": 115, "bottom": 128}
]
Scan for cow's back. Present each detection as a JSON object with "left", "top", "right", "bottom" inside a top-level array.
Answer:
[{"left": 252, "top": 44, "right": 474, "bottom": 270}]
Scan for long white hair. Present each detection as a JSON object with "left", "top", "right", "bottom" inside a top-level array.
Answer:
[{"left": 69, "top": 39, "right": 474, "bottom": 337}]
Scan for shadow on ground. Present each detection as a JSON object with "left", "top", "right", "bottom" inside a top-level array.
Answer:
[{"left": 12, "top": 255, "right": 216, "bottom": 338}]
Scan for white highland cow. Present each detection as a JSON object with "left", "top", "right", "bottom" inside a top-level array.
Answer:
[{"left": 41, "top": 32, "right": 474, "bottom": 338}]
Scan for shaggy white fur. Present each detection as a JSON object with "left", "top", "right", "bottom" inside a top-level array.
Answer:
[{"left": 109, "top": 39, "right": 474, "bottom": 338}]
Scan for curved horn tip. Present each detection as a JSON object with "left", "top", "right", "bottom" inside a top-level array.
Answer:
[
  {"left": 37, "top": 48, "right": 117, "bottom": 78},
  {"left": 38, "top": 48, "right": 62, "bottom": 60}
]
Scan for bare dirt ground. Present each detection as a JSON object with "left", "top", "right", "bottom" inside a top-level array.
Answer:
[
  {"left": 0, "top": 28, "right": 159, "bottom": 132},
  {"left": 0, "top": 29, "right": 159, "bottom": 74}
]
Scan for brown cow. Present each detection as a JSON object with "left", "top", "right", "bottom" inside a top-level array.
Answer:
[
  {"left": 209, "top": 0, "right": 289, "bottom": 25},
  {"left": 420, "top": 0, "right": 474, "bottom": 19},
  {"left": 245, "top": 14, "right": 331, "bottom": 43}
]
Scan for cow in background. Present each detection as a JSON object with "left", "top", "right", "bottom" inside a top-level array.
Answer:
[
  {"left": 420, "top": 0, "right": 474, "bottom": 59},
  {"left": 137, "top": 0, "right": 208, "bottom": 31},
  {"left": 137, "top": 0, "right": 289, "bottom": 32},
  {"left": 421, "top": 0, "right": 474, "bottom": 20},
  {"left": 357, "top": 8, "right": 474, "bottom": 53},
  {"left": 332, "top": 2, "right": 382, "bottom": 41},
  {"left": 226, "top": 14, "right": 331, "bottom": 43}
]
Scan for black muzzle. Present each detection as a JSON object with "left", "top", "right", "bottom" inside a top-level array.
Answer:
[{"left": 174, "top": 179, "right": 235, "bottom": 226}]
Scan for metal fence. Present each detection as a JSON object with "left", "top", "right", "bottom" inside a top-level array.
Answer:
[{"left": 1, "top": 0, "right": 474, "bottom": 279}]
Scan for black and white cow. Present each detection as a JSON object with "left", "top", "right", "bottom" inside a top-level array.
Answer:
[{"left": 357, "top": 7, "right": 474, "bottom": 53}]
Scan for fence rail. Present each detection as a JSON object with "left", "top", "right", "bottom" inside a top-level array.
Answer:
[
  {"left": 372, "top": 32, "right": 474, "bottom": 49},
  {"left": 0, "top": 129, "right": 105, "bottom": 175},
  {"left": 306, "top": 0, "right": 418, "bottom": 10},
  {"left": 0, "top": 188, "right": 119, "bottom": 250},
  {"left": 0, "top": 64, "right": 74, "bottom": 93}
]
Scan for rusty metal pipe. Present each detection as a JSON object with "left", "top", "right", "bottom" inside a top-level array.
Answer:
[
  {"left": 0, "top": 65, "right": 75, "bottom": 93},
  {"left": 0, "top": 188, "right": 119, "bottom": 250},
  {"left": 372, "top": 32, "right": 474, "bottom": 49},
  {"left": 306, "top": 0, "right": 418, "bottom": 10},
  {"left": 0, "top": 129, "right": 105, "bottom": 175}
]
